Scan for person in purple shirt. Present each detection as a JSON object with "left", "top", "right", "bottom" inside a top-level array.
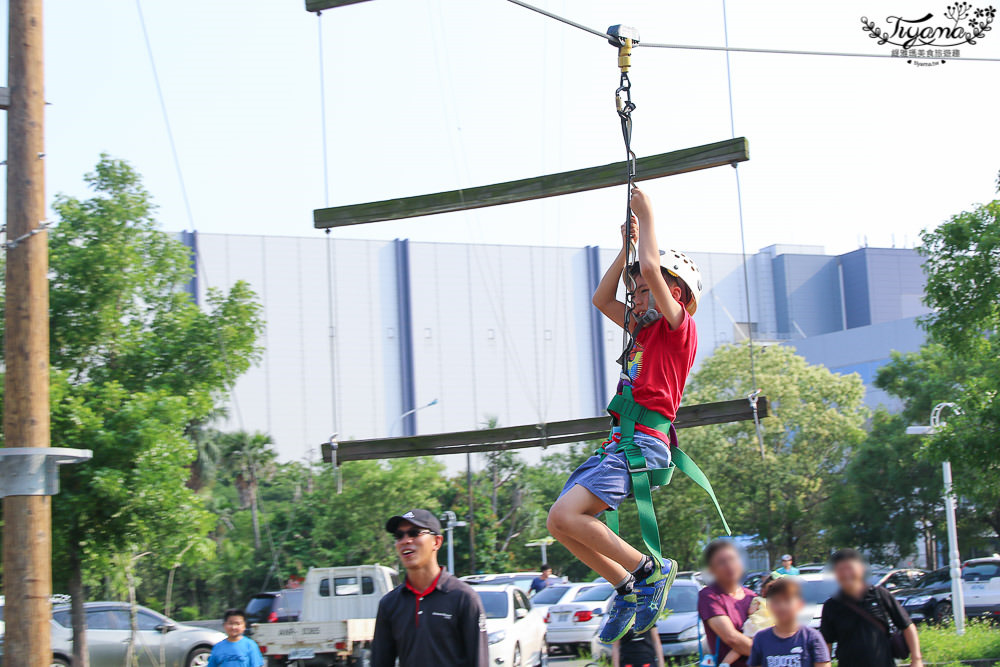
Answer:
[
  {"left": 749, "top": 578, "right": 830, "bottom": 667},
  {"left": 697, "top": 540, "right": 757, "bottom": 667}
]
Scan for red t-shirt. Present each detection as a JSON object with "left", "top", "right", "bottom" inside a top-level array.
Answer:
[{"left": 614, "top": 311, "right": 698, "bottom": 438}]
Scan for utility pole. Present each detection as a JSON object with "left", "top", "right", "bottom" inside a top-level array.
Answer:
[{"left": 3, "top": 0, "right": 52, "bottom": 663}]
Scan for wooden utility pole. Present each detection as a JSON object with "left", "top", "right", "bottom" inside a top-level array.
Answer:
[{"left": 3, "top": 0, "right": 53, "bottom": 664}]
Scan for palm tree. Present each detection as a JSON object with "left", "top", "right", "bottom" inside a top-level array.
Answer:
[{"left": 221, "top": 431, "right": 277, "bottom": 550}]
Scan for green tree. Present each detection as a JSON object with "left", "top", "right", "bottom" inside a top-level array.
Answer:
[
  {"left": 677, "top": 343, "right": 868, "bottom": 563},
  {"left": 874, "top": 185, "right": 1000, "bottom": 541},
  {"left": 0, "top": 156, "right": 263, "bottom": 665}
]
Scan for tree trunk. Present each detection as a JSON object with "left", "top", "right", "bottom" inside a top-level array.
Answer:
[
  {"left": 251, "top": 490, "right": 261, "bottom": 551},
  {"left": 68, "top": 546, "right": 90, "bottom": 667}
]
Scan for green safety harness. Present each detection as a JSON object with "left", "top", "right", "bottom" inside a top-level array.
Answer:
[{"left": 601, "top": 30, "right": 730, "bottom": 564}]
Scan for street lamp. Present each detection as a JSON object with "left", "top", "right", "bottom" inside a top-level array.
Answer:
[
  {"left": 906, "top": 401, "right": 965, "bottom": 635},
  {"left": 526, "top": 537, "right": 556, "bottom": 565},
  {"left": 389, "top": 398, "right": 439, "bottom": 436},
  {"left": 441, "top": 510, "right": 467, "bottom": 575}
]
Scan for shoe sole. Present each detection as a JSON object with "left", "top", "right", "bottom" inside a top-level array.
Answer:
[{"left": 633, "top": 557, "right": 677, "bottom": 634}]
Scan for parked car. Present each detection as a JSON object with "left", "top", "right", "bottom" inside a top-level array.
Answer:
[
  {"left": 544, "top": 582, "right": 615, "bottom": 655},
  {"left": 961, "top": 557, "right": 1000, "bottom": 619},
  {"left": 869, "top": 568, "right": 925, "bottom": 591},
  {"left": 590, "top": 578, "right": 709, "bottom": 661},
  {"left": 0, "top": 601, "right": 225, "bottom": 667},
  {"left": 798, "top": 573, "right": 839, "bottom": 628},
  {"left": 462, "top": 572, "right": 565, "bottom": 594},
  {"left": 527, "top": 583, "right": 598, "bottom": 617},
  {"left": 476, "top": 584, "right": 547, "bottom": 667},
  {"left": 894, "top": 567, "right": 954, "bottom": 623},
  {"left": 244, "top": 589, "right": 304, "bottom": 635},
  {"left": 795, "top": 563, "right": 827, "bottom": 574},
  {"left": 743, "top": 570, "right": 770, "bottom": 594}
]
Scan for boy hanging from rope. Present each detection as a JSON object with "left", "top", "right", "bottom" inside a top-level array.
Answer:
[{"left": 547, "top": 185, "right": 702, "bottom": 644}]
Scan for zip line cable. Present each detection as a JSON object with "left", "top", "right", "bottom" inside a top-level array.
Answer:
[
  {"left": 720, "top": 0, "right": 767, "bottom": 459},
  {"left": 503, "top": 0, "right": 1000, "bottom": 63},
  {"left": 135, "top": 0, "right": 196, "bottom": 233}
]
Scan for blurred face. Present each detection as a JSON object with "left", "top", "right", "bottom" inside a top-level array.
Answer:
[
  {"left": 708, "top": 546, "right": 745, "bottom": 589},
  {"left": 541, "top": 568, "right": 551, "bottom": 579},
  {"left": 782, "top": 558, "right": 793, "bottom": 568},
  {"left": 223, "top": 614, "right": 245, "bottom": 641},
  {"left": 768, "top": 592, "right": 804, "bottom": 626},
  {"left": 393, "top": 520, "right": 441, "bottom": 570},
  {"left": 834, "top": 558, "right": 867, "bottom": 594}
]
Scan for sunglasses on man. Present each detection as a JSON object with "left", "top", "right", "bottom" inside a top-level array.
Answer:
[{"left": 393, "top": 528, "right": 436, "bottom": 541}]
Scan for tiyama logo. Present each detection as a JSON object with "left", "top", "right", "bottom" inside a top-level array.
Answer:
[{"left": 860, "top": 3, "right": 995, "bottom": 66}]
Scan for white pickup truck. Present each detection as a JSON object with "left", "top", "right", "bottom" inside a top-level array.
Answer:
[{"left": 252, "top": 565, "right": 398, "bottom": 666}]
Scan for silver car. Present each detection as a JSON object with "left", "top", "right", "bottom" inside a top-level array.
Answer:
[{"left": 1, "top": 601, "right": 225, "bottom": 667}]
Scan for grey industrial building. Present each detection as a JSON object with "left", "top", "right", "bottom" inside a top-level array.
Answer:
[{"left": 180, "top": 232, "right": 929, "bottom": 462}]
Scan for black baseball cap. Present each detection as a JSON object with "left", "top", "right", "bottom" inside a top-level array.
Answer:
[{"left": 385, "top": 509, "right": 442, "bottom": 535}]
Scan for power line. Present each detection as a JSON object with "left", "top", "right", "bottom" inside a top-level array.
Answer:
[{"left": 503, "top": 0, "right": 1000, "bottom": 63}]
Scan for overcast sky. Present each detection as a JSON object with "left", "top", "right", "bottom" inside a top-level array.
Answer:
[{"left": 3, "top": 0, "right": 999, "bottom": 257}]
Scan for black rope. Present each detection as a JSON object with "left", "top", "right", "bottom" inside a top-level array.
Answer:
[{"left": 616, "top": 68, "right": 638, "bottom": 372}]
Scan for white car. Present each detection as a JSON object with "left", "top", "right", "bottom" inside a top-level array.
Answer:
[
  {"left": 475, "top": 584, "right": 548, "bottom": 666},
  {"left": 797, "top": 572, "right": 840, "bottom": 628},
  {"left": 463, "top": 572, "right": 565, "bottom": 595},
  {"left": 544, "top": 582, "right": 615, "bottom": 654},
  {"left": 528, "top": 583, "right": 600, "bottom": 617}
]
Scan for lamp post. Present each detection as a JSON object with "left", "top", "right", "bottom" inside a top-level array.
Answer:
[
  {"left": 389, "top": 398, "right": 438, "bottom": 436},
  {"left": 526, "top": 537, "right": 556, "bottom": 565},
  {"left": 906, "top": 401, "right": 965, "bottom": 635},
  {"left": 441, "top": 510, "right": 467, "bottom": 575}
]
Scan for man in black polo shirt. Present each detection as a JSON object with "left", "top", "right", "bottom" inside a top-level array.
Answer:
[
  {"left": 371, "top": 509, "right": 489, "bottom": 667},
  {"left": 820, "top": 548, "right": 923, "bottom": 667}
]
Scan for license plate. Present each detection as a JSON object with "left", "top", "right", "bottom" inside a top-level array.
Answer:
[
  {"left": 288, "top": 648, "right": 316, "bottom": 659},
  {"left": 971, "top": 584, "right": 985, "bottom": 590},
  {"left": 557, "top": 614, "right": 569, "bottom": 623}
]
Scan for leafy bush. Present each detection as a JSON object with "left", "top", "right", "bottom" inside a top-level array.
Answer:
[{"left": 918, "top": 621, "right": 1000, "bottom": 663}]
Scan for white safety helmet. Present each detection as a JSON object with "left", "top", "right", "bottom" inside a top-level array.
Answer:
[
  {"left": 662, "top": 249, "right": 703, "bottom": 315},
  {"left": 626, "top": 249, "right": 703, "bottom": 316}
]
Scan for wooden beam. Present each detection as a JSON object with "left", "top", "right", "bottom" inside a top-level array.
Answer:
[
  {"left": 305, "top": 0, "right": 374, "bottom": 11},
  {"left": 313, "top": 137, "right": 749, "bottom": 228},
  {"left": 322, "top": 397, "right": 768, "bottom": 463}
]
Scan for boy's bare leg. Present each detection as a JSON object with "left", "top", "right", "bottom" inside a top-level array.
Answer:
[{"left": 547, "top": 484, "right": 645, "bottom": 584}]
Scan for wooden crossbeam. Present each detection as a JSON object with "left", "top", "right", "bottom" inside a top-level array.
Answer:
[
  {"left": 321, "top": 397, "right": 767, "bottom": 463},
  {"left": 313, "top": 137, "right": 749, "bottom": 229},
  {"left": 305, "top": 0, "right": 374, "bottom": 11}
]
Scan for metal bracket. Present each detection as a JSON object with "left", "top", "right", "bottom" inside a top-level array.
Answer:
[
  {"left": 0, "top": 448, "right": 92, "bottom": 497},
  {"left": 607, "top": 24, "right": 640, "bottom": 47}
]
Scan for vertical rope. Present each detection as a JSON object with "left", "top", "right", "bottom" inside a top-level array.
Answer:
[
  {"left": 722, "top": 0, "right": 765, "bottom": 458},
  {"left": 318, "top": 12, "right": 341, "bottom": 475}
]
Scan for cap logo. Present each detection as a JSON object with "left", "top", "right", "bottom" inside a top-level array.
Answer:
[{"left": 403, "top": 511, "right": 415, "bottom": 519}]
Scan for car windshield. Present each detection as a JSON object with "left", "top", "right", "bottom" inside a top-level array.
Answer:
[
  {"left": 801, "top": 579, "right": 839, "bottom": 605},
  {"left": 478, "top": 591, "right": 509, "bottom": 619},
  {"left": 245, "top": 595, "right": 275, "bottom": 619},
  {"left": 664, "top": 586, "right": 699, "bottom": 613},
  {"left": 869, "top": 571, "right": 890, "bottom": 585},
  {"left": 532, "top": 585, "right": 571, "bottom": 604},
  {"left": 576, "top": 584, "right": 614, "bottom": 602}
]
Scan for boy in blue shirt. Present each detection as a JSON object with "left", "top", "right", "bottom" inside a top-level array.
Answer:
[
  {"left": 207, "top": 608, "right": 264, "bottom": 667},
  {"left": 748, "top": 578, "right": 830, "bottom": 667}
]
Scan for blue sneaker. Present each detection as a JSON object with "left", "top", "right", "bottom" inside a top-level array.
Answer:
[
  {"left": 597, "top": 590, "right": 637, "bottom": 644},
  {"left": 633, "top": 556, "right": 677, "bottom": 634}
]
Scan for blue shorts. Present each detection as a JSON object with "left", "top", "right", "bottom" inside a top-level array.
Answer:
[{"left": 559, "top": 429, "right": 672, "bottom": 514}]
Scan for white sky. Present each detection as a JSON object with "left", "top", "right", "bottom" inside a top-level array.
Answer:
[{"left": 3, "top": 0, "right": 999, "bottom": 256}]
